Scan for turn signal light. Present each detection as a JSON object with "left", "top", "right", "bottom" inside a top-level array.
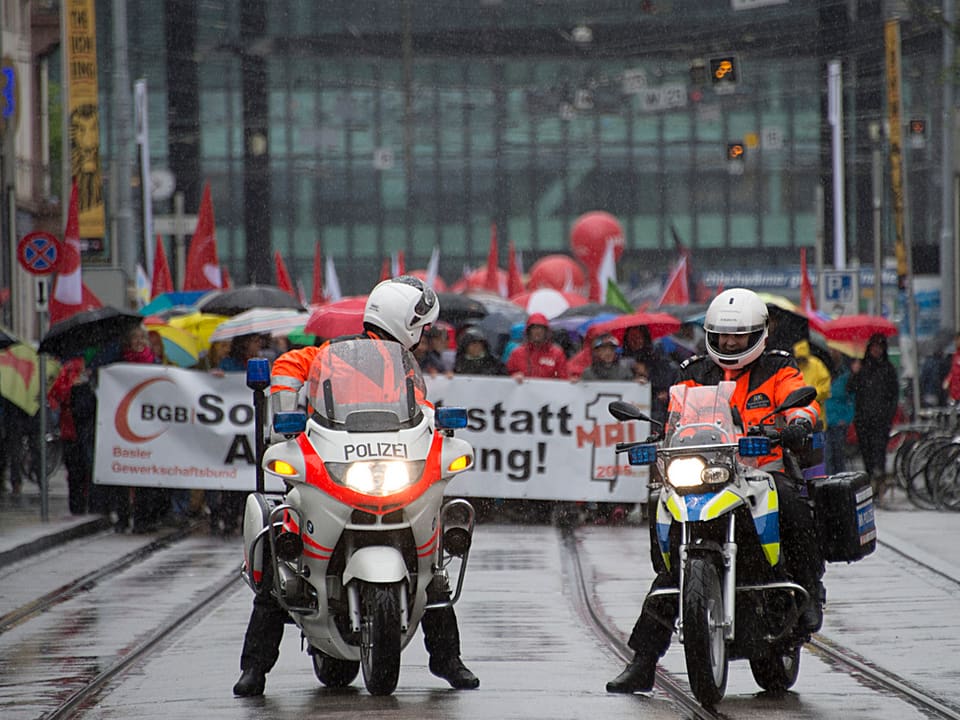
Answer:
[
  {"left": 269, "top": 459, "right": 298, "bottom": 476},
  {"left": 448, "top": 455, "right": 471, "bottom": 472}
]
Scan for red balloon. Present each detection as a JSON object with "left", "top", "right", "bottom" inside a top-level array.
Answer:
[
  {"left": 527, "top": 254, "right": 587, "bottom": 293},
  {"left": 570, "top": 211, "right": 625, "bottom": 270}
]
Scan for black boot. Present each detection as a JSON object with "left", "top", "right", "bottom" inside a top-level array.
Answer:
[
  {"left": 798, "top": 582, "right": 825, "bottom": 634},
  {"left": 233, "top": 668, "right": 266, "bottom": 697},
  {"left": 606, "top": 652, "right": 657, "bottom": 694},
  {"left": 429, "top": 656, "right": 480, "bottom": 689}
]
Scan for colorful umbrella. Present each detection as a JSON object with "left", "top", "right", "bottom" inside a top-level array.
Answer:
[
  {"left": 143, "top": 318, "right": 201, "bottom": 367},
  {"left": 140, "top": 290, "right": 207, "bottom": 316},
  {"left": 0, "top": 344, "right": 60, "bottom": 416},
  {"left": 509, "top": 288, "right": 588, "bottom": 320},
  {"left": 582, "top": 311, "right": 682, "bottom": 342},
  {"left": 209, "top": 308, "right": 310, "bottom": 343},
  {"left": 821, "top": 314, "right": 898, "bottom": 344},
  {"left": 304, "top": 296, "right": 368, "bottom": 339},
  {"left": 167, "top": 311, "right": 230, "bottom": 353}
]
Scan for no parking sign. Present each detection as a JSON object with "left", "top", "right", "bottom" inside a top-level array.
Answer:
[{"left": 17, "top": 231, "right": 60, "bottom": 275}]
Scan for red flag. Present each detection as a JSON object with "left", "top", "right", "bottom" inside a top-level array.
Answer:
[
  {"left": 507, "top": 241, "right": 525, "bottom": 297},
  {"left": 656, "top": 255, "right": 690, "bottom": 306},
  {"left": 484, "top": 224, "right": 502, "bottom": 295},
  {"left": 379, "top": 258, "right": 390, "bottom": 282},
  {"left": 50, "top": 181, "right": 103, "bottom": 325},
  {"left": 151, "top": 234, "right": 174, "bottom": 298},
  {"left": 183, "top": 183, "right": 223, "bottom": 291},
  {"left": 800, "top": 248, "right": 817, "bottom": 315},
  {"left": 274, "top": 250, "right": 295, "bottom": 296},
  {"left": 310, "top": 241, "right": 324, "bottom": 305}
]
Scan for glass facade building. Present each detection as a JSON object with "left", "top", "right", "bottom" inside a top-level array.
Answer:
[{"left": 77, "top": 1, "right": 945, "bottom": 295}]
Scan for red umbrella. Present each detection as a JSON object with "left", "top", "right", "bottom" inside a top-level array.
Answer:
[
  {"left": 304, "top": 296, "right": 368, "bottom": 339},
  {"left": 821, "top": 314, "right": 898, "bottom": 344},
  {"left": 583, "top": 311, "right": 681, "bottom": 342}
]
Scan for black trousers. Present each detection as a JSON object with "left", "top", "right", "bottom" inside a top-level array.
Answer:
[
  {"left": 240, "top": 582, "right": 463, "bottom": 673},
  {"left": 628, "top": 472, "right": 823, "bottom": 659}
]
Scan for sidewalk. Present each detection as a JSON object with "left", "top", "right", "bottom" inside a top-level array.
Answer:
[{"left": 0, "top": 468, "right": 110, "bottom": 568}]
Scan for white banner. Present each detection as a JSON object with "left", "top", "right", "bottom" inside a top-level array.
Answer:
[
  {"left": 94, "top": 364, "right": 284, "bottom": 492},
  {"left": 94, "top": 365, "right": 654, "bottom": 501},
  {"left": 425, "top": 375, "right": 652, "bottom": 502}
]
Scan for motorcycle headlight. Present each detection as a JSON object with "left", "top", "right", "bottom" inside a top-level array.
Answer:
[
  {"left": 325, "top": 460, "right": 426, "bottom": 496},
  {"left": 665, "top": 457, "right": 731, "bottom": 489},
  {"left": 666, "top": 456, "right": 707, "bottom": 488}
]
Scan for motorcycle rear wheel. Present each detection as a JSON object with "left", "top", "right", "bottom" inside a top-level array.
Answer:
[
  {"left": 749, "top": 645, "right": 801, "bottom": 693},
  {"left": 682, "top": 555, "right": 728, "bottom": 707},
  {"left": 312, "top": 649, "right": 360, "bottom": 688},
  {"left": 359, "top": 583, "right": 402, "bottom": 696}
]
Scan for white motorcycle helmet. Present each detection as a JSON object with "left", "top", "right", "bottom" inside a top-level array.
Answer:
[
  {"left": 363, "top": 275, "right": 440, "bottom": 350},
  {"left": 703, "top": 288, "right": 769, "bottom": 370}
]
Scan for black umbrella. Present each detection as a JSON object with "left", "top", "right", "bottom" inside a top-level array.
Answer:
[
  {"left": 39, "top": 307, "right": 144, "bottom": 359},
  {"left": 437, "top": 292, "right": 488, "bottom": 326},
  {"left": 554, "top": 303, "right": 626, "bottom": 321},
  {"left": 470, "top": 312, "right": 522, "bottom": 360},
  {"left": 195, "top": 284, "right": 305, "bottom": 316},
  {"left": 0, "top": 325, "right": 21, "bottom": 351}
]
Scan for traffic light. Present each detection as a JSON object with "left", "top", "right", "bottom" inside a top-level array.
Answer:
[
  {"left": 727, "top": 142, "right": 745, "bottom": 161},
  {"left": 709, "top": 55, "right": 738, "bottom": 93}
]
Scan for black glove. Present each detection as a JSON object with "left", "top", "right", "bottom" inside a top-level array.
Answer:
[{"left": 780, "top": 420, "right": 812, "bottom": 452}]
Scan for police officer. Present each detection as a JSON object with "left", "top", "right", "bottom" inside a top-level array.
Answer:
[
  {"left": 606, "top": 288, "right": 824, "bottom": 694},
  {"left": 233, "top": 276, "right": 479, "bottom": 696}
]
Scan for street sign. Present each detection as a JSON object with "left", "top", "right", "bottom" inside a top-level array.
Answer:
[
  {"left": 821, "top": 269, "right": 859, "bottom": 315},
  {"left": 17, "top": 231, "right": 60, "bottom": 275},
  {"left": 35, "top": 277, "right": 49, "bottom": 312},
  {"left": 154, "top": 214, "right": 198, "bottom": 236}
]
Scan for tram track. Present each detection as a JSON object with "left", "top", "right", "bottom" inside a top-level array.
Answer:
[
  {"left": 0, "top": 521, "right": 209, "bottom": 636},
  {"left": 563, "top": 522, "right": 960, "bottom": 720},
  {"left": 44, "top": 568, "right": 240, "bottom": 720}
]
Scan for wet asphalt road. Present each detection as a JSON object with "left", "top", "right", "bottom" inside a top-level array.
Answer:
[{"left": 2, "top": 504, "right": 959, "bottom": 720}]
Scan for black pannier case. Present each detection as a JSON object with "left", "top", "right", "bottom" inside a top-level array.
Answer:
[{"left": 811, "top": 471, "right": 876, "bottom": 562}]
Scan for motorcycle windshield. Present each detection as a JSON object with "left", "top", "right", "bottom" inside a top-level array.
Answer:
[
  {"left": 663, "top": 381, "right": 740, "bottom": 448},
  {"left": 305, "top": 339, "right": 427, "bottom": 432}
]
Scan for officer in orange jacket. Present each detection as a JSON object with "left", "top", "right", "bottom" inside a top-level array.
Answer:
[
  {"left": 606, "top": 288, "right": 824, "bottom": 695},
  {"left": 233, "top": 276, "right": 478, "bottom": 696}
]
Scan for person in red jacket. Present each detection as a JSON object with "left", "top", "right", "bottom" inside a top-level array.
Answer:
[
  {"left": 505, "top": 313, "right": 569, "bottom": 380},
  {"left": 233, "top": 276, "right": 479, "bottom": 697}
]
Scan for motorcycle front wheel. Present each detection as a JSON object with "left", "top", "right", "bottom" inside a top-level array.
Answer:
[
  {"left": 682, "top": 555, "right": 728, "bottom": 707},
  {"left": 359, "top": 583, "right": 402, "bottom": 696},
  {"left": 311, "top": 648, "right": 360, "bottom": 688},
  {"left": 749, "top": 644, "right": 801, "bottom": 693}
]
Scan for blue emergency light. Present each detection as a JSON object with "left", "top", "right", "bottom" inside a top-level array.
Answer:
[
  {"left": 627, "top": 444, "right": 657, "bottom": 465},
  {"left": 738, "top": 436, "right": 771, "bottom": 457},
  {"left": 436, "top": 407, "right": 468, "bottom": 430},
  {"left": 246, "top": 357, "right": 271, "bottom": 391},
  {"left": 273, "top": 411, "right": 307, "bottom": 436}
]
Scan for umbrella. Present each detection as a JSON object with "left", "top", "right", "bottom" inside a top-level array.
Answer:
[
  {"left": 0, "top": 325, "right": 24, "bottom": 352},
  {"left": 821, "top": 314, "right": 898, "bottom": 344},
  {"left": 470, "top": 312, "right": 519, "bottom": 359},
  {"left": 465, "top": 292, "right": 528, "bottom": 323},
  {"left": 582, "top": 311, "right": 682, "bottom": 342},
  {"left": 143, "top": 318, "right": 200, "bottom": 367},
  {"left": 167, "top": 312, "right": 231, "bottom": 353},
  {"left": 304, "top": 296, "right": 368, "bottom": 338},
  {"left": 437, "top": 292, "right": 488, "bottom": 326},
  {"left": 39, "top": 307, "right": 144, "bottom": 359},
  {"left": 554, "top": 303, "right": 627, "bottom": 321},
  {"left": 509, "top": 288, "right": 588, "bottom": 320},
  {"left": 195, "top": 284, "right": 305, "bottom": 316},
  {"left": 209, "top": 308, "right": 310, "bottom": 343},
  {"left": 140, "top": 290, "right": 207, "bottom": 316},
  {"left": 0, "top": 344, "right": 60, "bottom": 416}
]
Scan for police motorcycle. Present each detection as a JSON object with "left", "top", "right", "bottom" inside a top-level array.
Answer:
[
  {"left": 609, "top": 381, "right": 876, "bottom": 707},
  {"left": 241, "top": 339, "right": 477, "bottom": 696}
]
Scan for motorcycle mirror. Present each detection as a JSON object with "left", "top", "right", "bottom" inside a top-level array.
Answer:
[
  {"left": 608, "top": 400, "right": 661, "bottom": 428},
  {"left": 755, "top": 385, "right": 817, "bottom": 425}
]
